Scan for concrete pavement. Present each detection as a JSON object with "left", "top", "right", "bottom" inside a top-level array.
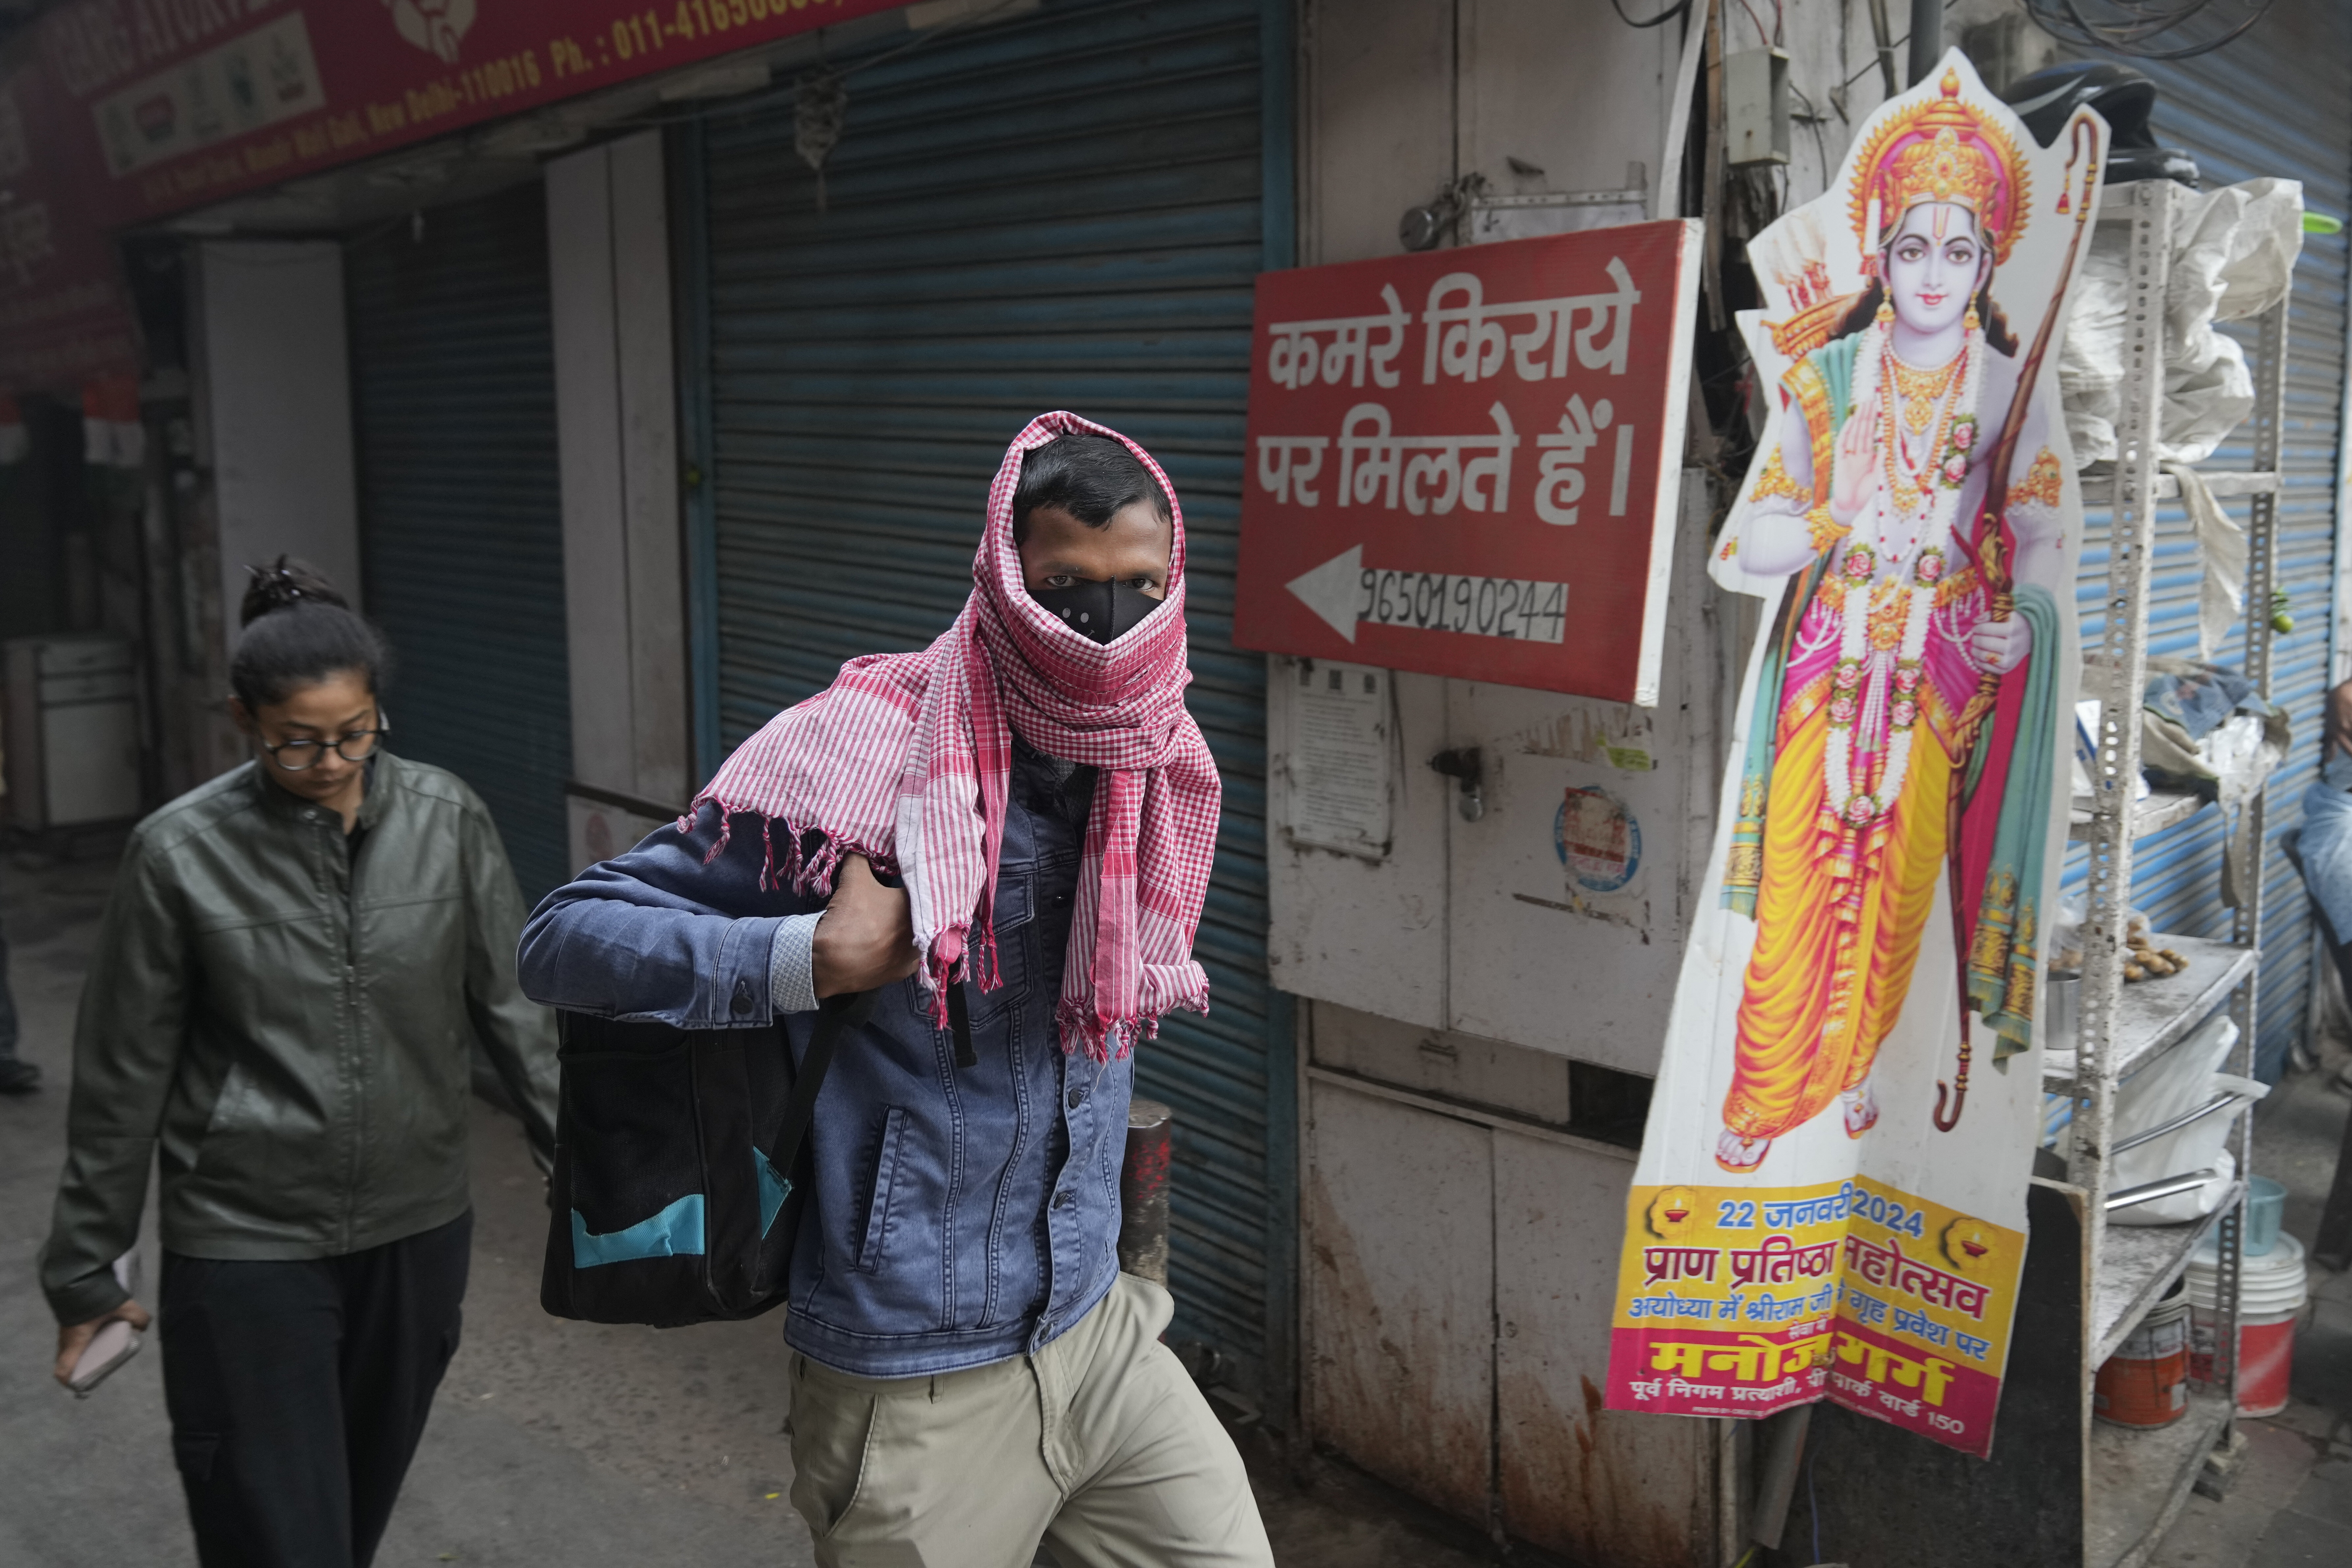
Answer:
[
  {"left": 2151, "top": 1034, "right": 2352, "bottom": 1568},
  {"left": 0, "top": 841, "right": 811, "bottom": 1567},
  {"left": 1, "top": 836, "right": 1494, "bottom": 1568}
]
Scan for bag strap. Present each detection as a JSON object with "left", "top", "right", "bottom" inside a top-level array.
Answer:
[
  {"left": 764, "top": 988, "right": 879, "bottom": 1184},
  {"left": 945, "top": 980, "right": 978, "bottom": 1069}
]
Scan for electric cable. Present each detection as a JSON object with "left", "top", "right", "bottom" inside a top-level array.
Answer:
[
  {"left": 1608, "top": 0, "right": 1693, "bottom": 28},
  {"left": 1837, "top": 0, "right": 1962, "bottom": 92},
  {"left": 2024, "top": 0, "right": 2275, "bottom": 60}
]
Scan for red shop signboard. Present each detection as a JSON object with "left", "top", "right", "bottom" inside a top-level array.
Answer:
[
  {"left": 1234, "top": 221, "right": 1702, "bottom": 704},
  {"left": 30, "top": 0, "right": 907, "bottom": 231}
]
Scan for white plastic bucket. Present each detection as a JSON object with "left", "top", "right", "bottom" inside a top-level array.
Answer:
[
  {"left": 2186, "top": 1232, "right": 2307, "bottom": 1414},
  {"left": 2186, "top": 1230, "right": 2308, "bottom": 1314}
]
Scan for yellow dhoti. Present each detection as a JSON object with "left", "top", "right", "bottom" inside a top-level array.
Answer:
[{"left": 1722, "top": 692, "right": 1956, "bottom": 1142}]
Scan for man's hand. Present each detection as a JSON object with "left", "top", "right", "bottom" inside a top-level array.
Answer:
[
  {"left": 54, "top": 1299, "right": 150, "bottom": 1386},
  {"left": 812, "top": 854, "right": 919, "bottom": 999}
]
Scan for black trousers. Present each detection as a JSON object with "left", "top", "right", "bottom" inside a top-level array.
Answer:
[{"left": 159, "top": 1211, "right": 472, "bottom": 1568}]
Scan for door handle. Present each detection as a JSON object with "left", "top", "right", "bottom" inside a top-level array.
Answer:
[{"left": 1428, "top": 747, "right": 1485, "bottom": 822}]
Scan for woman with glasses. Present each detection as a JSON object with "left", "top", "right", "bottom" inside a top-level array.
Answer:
[{"left": 39, "top": 558, "right": 559, "bottom": 1568}]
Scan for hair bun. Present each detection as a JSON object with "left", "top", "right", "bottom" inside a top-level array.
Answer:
[{"left": 238, "top": 555, "right": 349, "bottom": 627}]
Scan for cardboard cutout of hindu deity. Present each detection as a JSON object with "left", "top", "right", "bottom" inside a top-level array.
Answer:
[{"left": 1607, "top": 53, "right": 2105, "bottom": 1458}]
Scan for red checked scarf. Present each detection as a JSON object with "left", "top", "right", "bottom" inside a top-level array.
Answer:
[{"left": 687, "top": 412, "right": 1221, "bottom": 1060}]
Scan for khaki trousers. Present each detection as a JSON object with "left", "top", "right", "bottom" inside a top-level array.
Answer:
[{"left": 786, "top": 1274, "right": 1274, "bottom": 1568}]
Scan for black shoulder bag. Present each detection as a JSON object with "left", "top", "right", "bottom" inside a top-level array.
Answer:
[{"left": 540, "top": 989, "right": 876, "bottom": 1328}]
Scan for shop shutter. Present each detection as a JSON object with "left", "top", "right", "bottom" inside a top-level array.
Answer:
[
  {"left": 347, "top": 184, "right": 572, "bottom": 902},
  {"left": 2059, "top": 9, "right": 2351, "bottom": 1080},
  {"left": 682, "top": 0, "right": 1288, "bottom": 1394}
]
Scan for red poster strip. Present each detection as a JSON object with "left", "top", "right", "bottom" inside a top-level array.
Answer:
[
  {"left": 5, "top": 1, "right": 910, "bottom": 389},
  {"left": 36, "top": 0, "right": 907, "bottom": 229}
]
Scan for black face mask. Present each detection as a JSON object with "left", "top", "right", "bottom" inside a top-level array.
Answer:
[{"left": 1031, "top": 578, "right": 1164, "bottom": 645}]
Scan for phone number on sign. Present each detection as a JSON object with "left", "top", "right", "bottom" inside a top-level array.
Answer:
[{"left": 1359, "top": 569, "right": 1568, "bottom": 643}]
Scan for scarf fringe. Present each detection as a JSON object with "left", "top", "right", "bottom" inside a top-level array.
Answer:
[
  {"left": 686, "top": 801, "right": 888, "bottom": 902},
  {"left": 971, "top": 914, "right": 1002, "bottom": 993},
  {"left": 917, "top": 921, "right": 1009, "bottom": 1033},
  {"left": 686, "top": 796, "right": 1212, "bottom": 1062},
  {"left": 1054, "top": 977, "right": 1210, "bottom": 1064},
  {"left": 922, "top": 944, "right": 958, "bottom": 1033}
]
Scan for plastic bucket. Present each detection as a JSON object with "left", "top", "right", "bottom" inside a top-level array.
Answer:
[
  {"left": 2237, "top": 1310, "right": 2299, "bottom": 1417},
  {"left": 2186, "top": 1230, "right": 2308, "bottom": 1313},
  {"left": 2096, "top": 1291, "right": 2191, "bottom": 1427},
  {"left": 2245, "top": 1177, "right": 2286, "bottom": 1257},
  {"left": 2186, "top": 1232, "right": 2308, "bottom": 1411}
]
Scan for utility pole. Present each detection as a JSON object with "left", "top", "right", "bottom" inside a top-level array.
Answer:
[{"left": 1909, "top": 0, "right": 1942, "bottom": 84}]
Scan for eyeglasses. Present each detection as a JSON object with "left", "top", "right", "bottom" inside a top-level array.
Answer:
[{"left": 260, "top": 712, "right": 390, "bottom": 772}]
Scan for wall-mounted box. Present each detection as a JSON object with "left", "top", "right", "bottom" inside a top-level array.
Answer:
[{"left": 1726, "top": 46, "right": 1791, "bottom": 167}]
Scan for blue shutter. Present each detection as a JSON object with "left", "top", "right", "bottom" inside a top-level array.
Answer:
[
  {"left": 347, "top": 185, "right": 573, "bottom": 901},
  {"left": 2060, "top": 12, "right": 2352, "bottom": 1081},
  {"left": 682, "top": 0, "right": 1292, "bottom": 1397}
]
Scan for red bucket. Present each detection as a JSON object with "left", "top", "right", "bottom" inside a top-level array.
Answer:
[
  {"left": 2096, "top": 1300, "right": 2191, "bottom": 1428},
  {"left": 2235, "top": 1311, "right": 2299, "bottom": 1418},
  {"left": 2187, "top": 1233, "right": 2308, "bottom": 1416}
]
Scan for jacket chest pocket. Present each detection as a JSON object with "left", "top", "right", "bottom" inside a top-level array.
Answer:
[{"left": 965, "top": 873, "right": 1034, "bottom": 1025}]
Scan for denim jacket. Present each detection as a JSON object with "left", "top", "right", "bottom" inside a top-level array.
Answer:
[{"left": 517, "top": 743, "right": 1129, "bottom": 1376}]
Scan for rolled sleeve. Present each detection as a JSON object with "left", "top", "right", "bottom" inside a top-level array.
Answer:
[{"left": 769, "top": 912, "right": 824, "bottom": 1016}]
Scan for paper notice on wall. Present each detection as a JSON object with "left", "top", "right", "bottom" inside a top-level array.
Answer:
[{"left": 1285, "top": 659, "right": 1391, "bottom": 860}]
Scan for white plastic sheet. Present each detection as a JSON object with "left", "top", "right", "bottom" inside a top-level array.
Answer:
[{"left": 2059, "top": 178, "right": 2306, "bottom": 467}]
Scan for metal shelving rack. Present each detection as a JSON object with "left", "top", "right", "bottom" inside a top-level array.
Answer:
[{"left": 2059, "top": 176, "right": 2287, "bottom": 1568}]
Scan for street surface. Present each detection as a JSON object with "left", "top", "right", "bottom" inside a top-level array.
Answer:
[
  {"left": 0, "top": 838, "right": 1485, "bottom": 1568},
  {"left": 0, "top": 842, "right": 812, "bottom": 1567}
]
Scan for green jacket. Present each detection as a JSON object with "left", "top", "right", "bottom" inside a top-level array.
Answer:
[{"left": 41, "top": 751, "right": 559, "bottom": 1325}]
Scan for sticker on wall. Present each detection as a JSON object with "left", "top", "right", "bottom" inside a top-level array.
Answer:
[{"left": 1556, "top": 785, "right": 1640, "bottom": 893}]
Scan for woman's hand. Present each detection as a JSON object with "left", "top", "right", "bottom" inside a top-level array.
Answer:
[
  {"left": 1830, "top": 395, "right": 1882, "bottom": 528},
  {"left": 1972, "top": 616, "right": 2033, "bottom": 675},
  {"left": 811, "top": 855, "right": 920, "bottom": 999},
  {"left": 54, "top": 1299, "right": 150, "bottom": 1386}
]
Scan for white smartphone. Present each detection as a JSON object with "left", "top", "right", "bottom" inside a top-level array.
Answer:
[
  {"left": 68, "top": 1319, "right": 142, "bottom": 1397},
  {"left": 68, "top": 1249, "right": 145, "bottom": 1399}
]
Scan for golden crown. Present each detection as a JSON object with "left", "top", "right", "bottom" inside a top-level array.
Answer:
[
  {"left": 1891, "top": 128, "right": 2003, "bottom": 218},
  {"left": 1847, "top": 68, "right": 2030, "bottom": 267}
]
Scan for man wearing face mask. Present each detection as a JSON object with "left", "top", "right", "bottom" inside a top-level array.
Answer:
[{"left": 518, "top": 415, "right": 1270, "bottom": 1567}]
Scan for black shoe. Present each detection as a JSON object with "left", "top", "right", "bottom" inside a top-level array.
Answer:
[{"left": 0, "top": 1059, "right": 41, "bottom": 1094}]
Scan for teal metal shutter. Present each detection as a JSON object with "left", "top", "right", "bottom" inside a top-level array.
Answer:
[
  {"left": 2060, "top": 10, "right": 2352, "bottom": 1080},
  {"left": 680, "top": 0, "right": 1294, "bottom": 1398},
  {"left": 348, "top": 185, "right": 572, "bottom": 901}
]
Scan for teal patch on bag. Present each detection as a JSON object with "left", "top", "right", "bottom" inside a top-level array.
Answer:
[
  {"left": 754, "top": 1148, "right": 792, "bottom": 1239},
  {"left": 571, "top": 1194, "right": 706, "bottom": 1267}
]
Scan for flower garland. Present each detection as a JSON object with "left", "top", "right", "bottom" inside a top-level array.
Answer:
[{"left": 1822, "top": 306, "right": 1984, "bottom": 827}]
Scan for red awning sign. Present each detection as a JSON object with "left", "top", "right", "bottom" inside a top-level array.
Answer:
[{"left": 1234, "top": 221, "right": 1702, "bottom": 705}]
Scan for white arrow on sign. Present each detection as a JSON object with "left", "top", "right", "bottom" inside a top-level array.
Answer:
[
  {"left": 1285, "top": 545, "right": 1365, "bottom": 641},
  {"left": 1284, "top": 545, "right": 1569, "bottom": 646}
]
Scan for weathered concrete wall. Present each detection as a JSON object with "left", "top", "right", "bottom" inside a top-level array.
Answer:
[{"left": 1287, "top": 4, "right": 1913, "bottom": 1561}]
